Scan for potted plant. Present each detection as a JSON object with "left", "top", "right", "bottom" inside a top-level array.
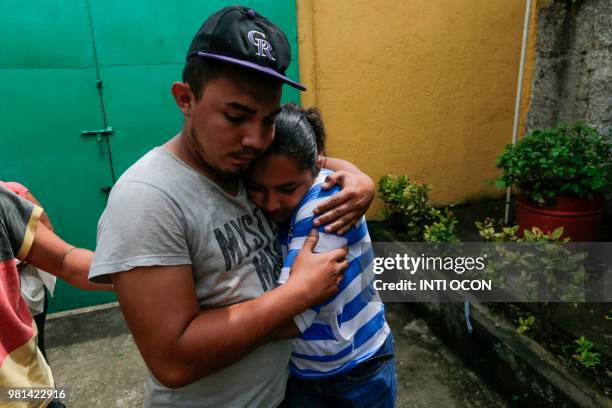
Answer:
[{"left": 496, "top": 123, "right": 611, "bottom": 241}]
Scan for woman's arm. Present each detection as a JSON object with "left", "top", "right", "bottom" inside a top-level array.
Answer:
[{"left": 25, "top": 222, "right": 113, "bottom": 292}]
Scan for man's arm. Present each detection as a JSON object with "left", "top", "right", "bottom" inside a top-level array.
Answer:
[
  {"left": 112, "top": 229, "right": 347, "bottom": 388},
  {"left": 317, "top": 156, "right": 362, "bottom": 174},
  {"left": 272, "top": 191, "right": 356, "bottom": 340},
  {"left": 272, "top": 321, "right": 301, "bottom": 339},
  {"left": 24, "top": 222, "right": 112, "bottom": 292},
  {"left": 315, "top": 156, "right": 376, "bottom": 235}
]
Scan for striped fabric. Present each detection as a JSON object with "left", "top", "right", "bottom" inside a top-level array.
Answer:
[
  {"left": 278, "top": 169, "right": 390, "bottom": 379},
  {"left": 0, "top": 185, "right": 53, "bottom": 408}
]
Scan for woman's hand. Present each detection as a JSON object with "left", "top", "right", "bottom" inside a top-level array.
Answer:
[{"left": 313, "top": 170, "right": 375, "bottom": 235}]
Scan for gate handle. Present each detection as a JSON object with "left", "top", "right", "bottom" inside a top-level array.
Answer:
[{"left": 80, "top": 127, "right": 114, "bottom": 155}]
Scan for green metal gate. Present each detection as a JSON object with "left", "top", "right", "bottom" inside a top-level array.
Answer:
[{"left": 1, "top": 0, "right": 301, "bottom": 312}]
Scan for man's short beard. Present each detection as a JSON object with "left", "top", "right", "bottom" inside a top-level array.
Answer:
[{"left": 188, "top": 124, "right": 244, "bottom": 177}]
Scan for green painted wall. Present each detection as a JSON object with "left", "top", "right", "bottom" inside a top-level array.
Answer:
[{"left": 0, "top": 0, "right": 301, "bottom": 312}]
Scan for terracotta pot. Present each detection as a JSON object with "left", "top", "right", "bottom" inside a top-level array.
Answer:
[{"left": 516, "top": 194, "right": 605, "bottom": 242}]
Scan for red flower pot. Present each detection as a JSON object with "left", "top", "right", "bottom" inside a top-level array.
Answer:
[{"left": 516, "top": 194, "right": 605, "bottom": 242}]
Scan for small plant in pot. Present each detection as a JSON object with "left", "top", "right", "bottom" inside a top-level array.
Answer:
[{"left": 496, "top": 123, "right": 611, "bottom": 241}]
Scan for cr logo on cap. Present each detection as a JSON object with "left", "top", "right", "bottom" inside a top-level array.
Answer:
[{"left": 247, "top": 30, "right": 276, "bottom": 61}]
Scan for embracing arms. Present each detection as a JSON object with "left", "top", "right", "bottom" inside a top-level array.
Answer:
[
  {"left": 112, "top": 229, "right": 347, "bottom": 388},
  {"left": 316, "top": 155, "right": 375, "bottom": 235}
]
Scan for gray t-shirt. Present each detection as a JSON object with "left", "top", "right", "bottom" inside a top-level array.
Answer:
[{"left": 90, "top": 147, "right": 291, "bottom": 408}]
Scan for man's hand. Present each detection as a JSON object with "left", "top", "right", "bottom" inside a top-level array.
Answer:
[
  {"left": 284, "top": 229, "right": 348, "bottom": 308},
  {"left": 111, "top": 230, "right": 347, "bottom": 388},
  {"left": 313, "top": 170, "right": 375, "bottom": 235}
]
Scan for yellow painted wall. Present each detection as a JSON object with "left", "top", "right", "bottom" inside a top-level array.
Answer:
[{"left": 297, "top": 0, "right": 539, "bottom": 218}]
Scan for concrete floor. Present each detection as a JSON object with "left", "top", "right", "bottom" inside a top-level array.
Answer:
[{"left": 46, "top": 303, "right": 508, "bottom": 407}]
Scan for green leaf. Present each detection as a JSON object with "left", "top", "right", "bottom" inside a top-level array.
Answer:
[
  {"left": 550, "top": 227, "right": 564, "bottom": 240},
  {"left": 495, "top": 179, "right": 508, "bottom": 189}
]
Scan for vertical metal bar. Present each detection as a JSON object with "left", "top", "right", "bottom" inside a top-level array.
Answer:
[
  {"left": 85, "top": 0, "right": 117, "bottom": 183},
  {"left": 505, "top": 0, "right": 533, "bottom": 225}
]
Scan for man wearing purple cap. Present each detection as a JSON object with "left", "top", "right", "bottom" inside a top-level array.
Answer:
[{"left": 89, "top": 6, "right": 375, "bottom": 407}]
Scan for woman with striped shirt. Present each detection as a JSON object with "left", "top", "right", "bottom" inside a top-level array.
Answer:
[{"left": 245, "top": 103, "right": 396, "bottom": 407}]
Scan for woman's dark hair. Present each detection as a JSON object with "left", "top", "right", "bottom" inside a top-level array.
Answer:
[{"left": 265, "top": 103, "right": 327, "bottom": 174}]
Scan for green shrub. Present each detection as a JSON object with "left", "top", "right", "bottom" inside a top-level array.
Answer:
[
  {"left": 496, "top": 123, "right": 612, "bottom": 205},
  {"left": 573, "top": 336, "right": 601, "bottom": 368},
  {"left": 424, "top": 208, "right": 460, "bottom": 243},
  {"left": 475, "top": 218, "right": 519, "bottom": 242},
  {"left": 516, "top": 315, "right": 536, "bottom": 334},
  {"left": 378, "top": 175, "right": 432, "bottom": 241},
  {"left": 378, "top": 175, "right": 459, "bottom": 242},
  {"left": 475, "top": 220, "right": 586, "bottom": 299},
  {"left": 476, "top": 220, "right": 586, "bottom": 328}
]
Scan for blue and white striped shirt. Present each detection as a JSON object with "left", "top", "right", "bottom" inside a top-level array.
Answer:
[{"left": 278, "top": 169, "right": 390, "bottom": 379}]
